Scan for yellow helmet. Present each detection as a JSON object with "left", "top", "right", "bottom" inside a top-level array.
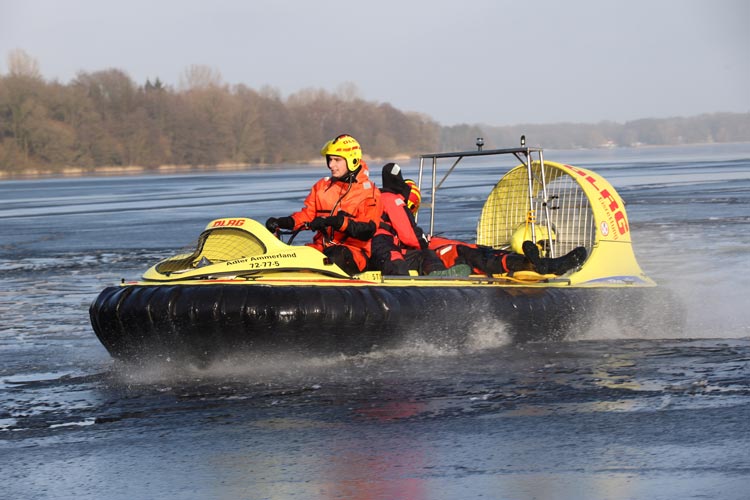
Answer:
[
  {"left": 510, "top": 223, "right": 556, "bottom": 255},
  {"left": 404, "top": 179, "right": 421, "bottom": 215},
  {"left": 320, "top": 134, "right": 362, "bottom": 171}
]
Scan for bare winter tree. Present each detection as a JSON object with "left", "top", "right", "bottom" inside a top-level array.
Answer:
[
  {"left": 179, "top": 64, "right": 224, "bottom": 91},
  {"left": 6, "top": 49, "right": 42, "bottom": 79}
]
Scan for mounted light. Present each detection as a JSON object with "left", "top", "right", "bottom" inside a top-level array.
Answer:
[{"left": 476, "top": 137, "right": 484, "bottom": 151}]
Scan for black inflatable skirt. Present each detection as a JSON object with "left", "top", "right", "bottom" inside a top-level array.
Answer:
[{"left": 89, "top": 284, "right": 668, "bottom": 362}]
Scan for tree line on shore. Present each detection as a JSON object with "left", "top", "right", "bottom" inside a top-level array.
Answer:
[{"left": 1, "top": 50, "right": 748, "bottom": 175}]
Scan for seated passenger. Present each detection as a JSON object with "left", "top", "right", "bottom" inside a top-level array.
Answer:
[
  {"left": 370, "top": 163, "right": 470, "bottom": 276},
  {"left": 265, "top": 134, "right": 382, "bottom": 276}
]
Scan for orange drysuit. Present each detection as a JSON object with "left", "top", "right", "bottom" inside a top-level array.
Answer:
[{"left": 290, "top": 163, "right": 382, "bottom": 272}]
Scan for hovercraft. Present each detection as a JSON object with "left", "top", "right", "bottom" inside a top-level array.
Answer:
[{"left": 90, "top": 142, "right": 658, "bottom": 362}]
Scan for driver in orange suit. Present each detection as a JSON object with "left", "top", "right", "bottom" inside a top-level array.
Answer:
[{"left": 265, "top": 134, "right": 382, "bottom": 276}]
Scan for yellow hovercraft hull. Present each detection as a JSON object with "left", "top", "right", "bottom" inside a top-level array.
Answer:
[{"left": 90, "top": 147, "right": 669, "bottom": 362}]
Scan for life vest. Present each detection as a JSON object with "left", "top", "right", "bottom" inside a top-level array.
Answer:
[
  {"left": 429, "top": 236, "right": 513, "bottom": 274},
  {"left": 428, "top": 236, "right": 465, "bottom": 268}
]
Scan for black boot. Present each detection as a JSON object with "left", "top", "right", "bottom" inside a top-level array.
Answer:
[
  {"left": 522, "top": 241, "right": 587, "bottom": 276},
  {"left": 543, "top": 247, "right": 588, "bottom": 275},
  {"left": 521, "top": 241, "right": 545, "bottom": 273}
]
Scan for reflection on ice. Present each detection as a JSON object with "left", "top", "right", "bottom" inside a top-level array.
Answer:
[{"left": 49, "top": 419, "right": 96, "bottom": 429}]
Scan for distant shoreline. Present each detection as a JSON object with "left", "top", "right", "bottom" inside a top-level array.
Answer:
[
  {"left": 0, "top": 153, "right": 416, "bottom": 180},
  {"left": 1, "top": 143, "right": 747, "bottom": 181},
  {"left": 0, "top": 162, "right": 301, "bottom": 181}
]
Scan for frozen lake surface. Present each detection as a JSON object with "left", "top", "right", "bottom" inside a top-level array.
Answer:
[{"left": 1, "top": 143, "right": 749, "bottom": 499}]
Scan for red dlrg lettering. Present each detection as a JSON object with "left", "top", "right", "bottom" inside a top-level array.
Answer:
[{"left": 212, "top": 219, "right": 245, "bottom": 227}]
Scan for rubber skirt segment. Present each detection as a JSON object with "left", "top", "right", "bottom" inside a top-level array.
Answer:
[{"left": 89, "top": 284, "right": 670, "bottom": 362}]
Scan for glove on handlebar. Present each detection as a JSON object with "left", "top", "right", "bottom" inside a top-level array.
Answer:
[
  {"left": 265, "top": 216, "right": 295, "bottom": 232},
  {"left": 309, "top": 213, "right": 344, "bottom": 232}
]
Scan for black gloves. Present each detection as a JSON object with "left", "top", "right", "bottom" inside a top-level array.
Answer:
[
  {"left": 265, "top": 216, "right": 295, "bottom": 232},
  {"left": 309, "top": 213, "right": 344, "bottom": 232},
  {"left": 267, "top": 214, "right": 347, "bottom": 234},
  {"left": 308, "top": 217, "right": 327, "bottom": 231}
]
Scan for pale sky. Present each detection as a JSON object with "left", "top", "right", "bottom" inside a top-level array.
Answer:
[{"left": 1, "top": 0, "right": 748, "bottom": 126}]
